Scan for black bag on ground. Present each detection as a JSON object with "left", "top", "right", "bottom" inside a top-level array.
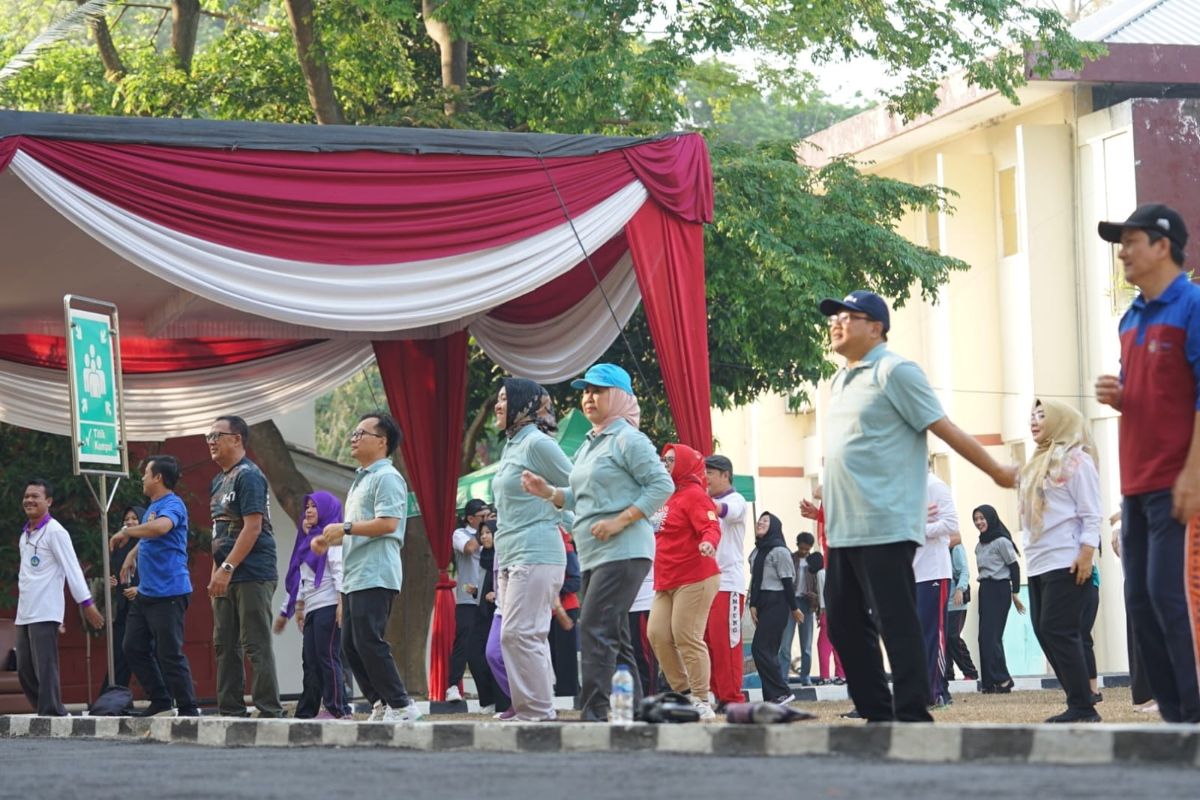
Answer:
[
  {"left": 89, "top": 686, "right": 134, "bottom": 716},
  {"left": 636, "top": 691, "right": 701, "bottom": 723}
]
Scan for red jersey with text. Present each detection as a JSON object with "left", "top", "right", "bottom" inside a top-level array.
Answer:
[{"left": 1118, "top": 273, "right": 1200, "bottom": 495}]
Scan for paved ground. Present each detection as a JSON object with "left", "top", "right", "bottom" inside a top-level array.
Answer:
[{"left": 1, "top": 738, "right": 1195, "bottom": 800}]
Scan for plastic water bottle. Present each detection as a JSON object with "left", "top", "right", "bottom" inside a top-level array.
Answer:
[{"left": 610, "top": 665, "right": 634, "bottom": 723}]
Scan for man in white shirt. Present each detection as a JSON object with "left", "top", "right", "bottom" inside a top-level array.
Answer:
[
  {"left": 917, "top": 469, "right": 957, "bottom": 707},
  {"left": 15, "top": 479, "right": 103, "bottom": 716},
  {"left": 445, "top": 498, "right": 487, "bottom": 702},
  {"left": 703, "top": 455, "right": 748, "bottom": 708}
]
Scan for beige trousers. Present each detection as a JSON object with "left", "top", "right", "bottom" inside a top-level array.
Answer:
[{"left": 647, "top": 573, "right": 721, "bottom": 702}]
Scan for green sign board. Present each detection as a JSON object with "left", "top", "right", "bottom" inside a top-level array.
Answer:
[{"left": 65, "top": 300, "right": 126, "bottom": 471}]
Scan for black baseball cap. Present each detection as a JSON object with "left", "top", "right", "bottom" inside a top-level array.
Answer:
[
  {"left": 704, "top": 454, "right": 733, "bottom": 474},
  {"left": 463, "top": 498, "right": 488, "bottom": 516},
  {"left": 819, "top": 290, "right": 890, "bottom": 334},
  {"left": 1098, "top": 204, "right": 1188, "bottom": 249}
]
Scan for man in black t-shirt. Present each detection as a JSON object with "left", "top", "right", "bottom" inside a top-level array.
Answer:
[{"left": 207, "top": 414, "right": 282, "bottom": 718}]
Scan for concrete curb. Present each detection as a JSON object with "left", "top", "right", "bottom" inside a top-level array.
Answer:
[{"left": 2, "top": 714, "right": 1197, "bottom": 767}]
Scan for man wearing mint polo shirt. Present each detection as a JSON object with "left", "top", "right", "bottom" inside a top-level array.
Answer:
[
  {"left": 313, "top": 411, "right": 423, "bottom": 723},
  {"left": 109, "top": 455, "right": 199, "bottom": 717},
  {"left": 820, "top": 291, "right": 1017, "bottom": 722}
]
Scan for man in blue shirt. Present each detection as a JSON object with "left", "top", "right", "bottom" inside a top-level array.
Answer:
[
  {"left": 109, "top": 455, "right": 199, "bottom": 717},
  {"left": 820, "top": 291, "right": 1017, "bottom": 722}
]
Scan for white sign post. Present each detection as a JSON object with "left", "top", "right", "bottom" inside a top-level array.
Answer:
[{"left": 64, "top": 295, "right": 128, "bottom": 684}]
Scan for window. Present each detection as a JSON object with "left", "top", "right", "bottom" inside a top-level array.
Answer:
[{"left": 998, "top": 167, "right": 1019, "bottom": 257}]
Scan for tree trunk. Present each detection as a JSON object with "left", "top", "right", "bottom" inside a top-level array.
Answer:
[
  {"left": 421, "top": 0, "right": 468, "bottom": 116},
  {"left": 387, "top": 515, "right": 435, "bottom": 697},
  {"left": 171, "top": 0, "right": 202, "bottom": 73},
  {"left": 460, "top": 396, "right": 492, "bottom": 475},
  {"left": 247, "top": 420, "right": 313, "bottom": 523},
  {"left": 283, "top": 0, "right": 346, "bottom": 124},
  {"left": 78, "top": 0, "right": 124, "bottom": 79}
]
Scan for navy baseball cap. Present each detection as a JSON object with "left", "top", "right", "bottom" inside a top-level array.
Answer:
[
  {"left": 819, "top": 290, "right": 891, "bottom": 334},
  {"left": 570, "top": 363, "right": 634, "bottom": 394},
  {"left": 1098, "top": 204, "right": 1188, "bottom": 249}
]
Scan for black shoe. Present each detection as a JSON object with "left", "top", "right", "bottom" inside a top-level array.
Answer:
[
  {"left": 964, "top": 672, "right": 979, "bottom": 681},
  {"left": 994, "top": 680, "right": 1014, "bottom": 694},
  {"left": 177, "top": 707, "right": 202, "bottom": 717},
  {"left": 1045, "top": 708, "right": 1101, "bottom": 723},
  {"left": 1091, "top": 692, "right": 1103, "bottom": 704},
  {"left": 840, "top": 709, "right": 862, "bottom": 719},
  {"left": 136, "top": 702, "right": 175, "bottom": 717}
]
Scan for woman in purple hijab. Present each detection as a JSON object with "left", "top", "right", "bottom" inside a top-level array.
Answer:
[{"left": 273, "top": 491, "right": 352, "bottom": 718}]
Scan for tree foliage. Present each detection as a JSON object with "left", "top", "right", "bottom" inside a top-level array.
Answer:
[{"left": 0, "top": 0, "right": 1098, "bottom": 461}]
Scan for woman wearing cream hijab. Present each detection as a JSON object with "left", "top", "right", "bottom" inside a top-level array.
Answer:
[{"left": 1018, "top": 398, "right": 1103, "bottom": 723}]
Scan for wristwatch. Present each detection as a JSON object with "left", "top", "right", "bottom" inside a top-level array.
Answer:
[
  {"left": 220, "top": 562, "right": 235, "bottom": 574},
  {"left": 343, "top": 521, "right": 353, "bottom": 535}
]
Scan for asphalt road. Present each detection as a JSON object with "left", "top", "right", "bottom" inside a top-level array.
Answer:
[{"left": 0, "top": 738, "right": 1195, "bottom": 800}]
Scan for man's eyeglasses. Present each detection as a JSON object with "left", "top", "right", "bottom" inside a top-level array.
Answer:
[
  {"left": 826, "top": 312, "right": 872, "bottom": 327},
  {"left": 205, "top": 431, "right": 238, "bottom": 443},
  {"left": 349, "top": 429, "right": 384, "bottom": 441}
]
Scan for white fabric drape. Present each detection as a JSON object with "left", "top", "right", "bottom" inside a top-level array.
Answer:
[
  {"left": 0, "top": 340, "right": 374, "bottom": 440},
  {"left": 470, "top": 251, "right": 642, "bottom": 383},
  {"left": 9, "top": 150, "right": 648, "bottom": 333}
]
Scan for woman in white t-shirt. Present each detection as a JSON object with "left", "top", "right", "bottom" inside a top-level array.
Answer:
[{"left": 1019, "top": 399, "right": 1103, "bottom": 723}]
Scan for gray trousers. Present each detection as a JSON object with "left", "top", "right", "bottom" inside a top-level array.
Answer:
[
  {"left": 578, "top": 558, "right": 651, "bottom": 721},
  {"left": 16, "top": 621, "right": 66, "bottom": 716}
]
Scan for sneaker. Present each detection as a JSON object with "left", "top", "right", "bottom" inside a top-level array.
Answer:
[
  {"left": 176, "top": 707, "right": 201, "bottom": 718},
  {"left": 772, "top": 694, "right": 796, "bottom": 705},
  {"left": 494, "top": 708, "right": 517, "bottom": 720},
  {"left": 137, "top": 702, "right": 176, "bottom": 718},
  {"left": 1045, "top": 708, "right": 1101, "bottom": 724},
  {"left": 315, "top": 710, "right": 337, "bottom": 720},
  {"left": 380, "top": 702, "right": 424, "bottom": 723},
  {"left": 693, "top": 701, "right": 717, "bottom": 721},
  {"left": 831, "top": 677, "right": 846, "bottom": 686},
  {"left": 1136, "top": 701, "right": 1159, "bottom": 714},
  {"left": 840, "top": 709, "right": 862, "bottom": 719},
  {"left": 479, "top": 704, "right": 496, "bottom": 715},
  {"left": 368, "top": 701, "right": 385, "bottom": 722},
  {"left": 445, "top": 686, "right": 463, "bottom": 703}
]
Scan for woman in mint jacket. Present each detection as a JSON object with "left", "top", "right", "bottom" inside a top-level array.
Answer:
[{"left": 523, "top": 363, "right": 673, "bottom": 721}]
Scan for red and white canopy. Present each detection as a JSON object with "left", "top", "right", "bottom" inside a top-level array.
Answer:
[
  {"left": 0, "top": 111, "right": 714, "bottom": 699},
  {"left": 0, "top": 111, "right": 712, "bottom": 444}
]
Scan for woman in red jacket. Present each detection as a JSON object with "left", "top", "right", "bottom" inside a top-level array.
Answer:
[{"left": 647, "top": 443, "right": 722, "bottom": 720}]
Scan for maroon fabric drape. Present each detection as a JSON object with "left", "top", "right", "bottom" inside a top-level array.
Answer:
[
  {"left": 0, "top": 334, "right": 319, "bottom": 373},
  {"left": 373, "top": 333, "right": 469, "bottom": 701},
  {"left": 625, "top": 200, "right": 713, "bottom": 452},
  {"left": 6, "top": 135, "right": 710, "bottom": 264},
  {"left": 0, "top": 136, "right": 17, "bottom": 173}
]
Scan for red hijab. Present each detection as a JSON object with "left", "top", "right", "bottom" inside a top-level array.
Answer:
[{"left": 663, "top": 443, "right": 706, "bottom": 490}]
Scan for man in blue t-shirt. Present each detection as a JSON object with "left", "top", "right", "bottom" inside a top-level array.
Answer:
[
  {"left": 819, "top": 291, "right": 1017, "bottom": 722},
  {"left": 109, "top": 455, "right": 199, "bottom": 717},
  {"left": 206, "top": 414, "right": 282, "bottom": 718}
]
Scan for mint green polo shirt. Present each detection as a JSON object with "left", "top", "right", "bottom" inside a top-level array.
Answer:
[
  {"left": 561, "top": 418, "right": 673, "bottom": 571},
  {"left": 342, "top": 458, "right": 407, "bottom": 593},
  {"left": 824, "top": 343, "right": 945, "bottom": 548},
  {"left": 493, "top": 424, "right": 574, "bottom": 568}
]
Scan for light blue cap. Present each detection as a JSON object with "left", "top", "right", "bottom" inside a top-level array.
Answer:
[{"left": 569, "top": 363, "right": 634, "bottom": 394}]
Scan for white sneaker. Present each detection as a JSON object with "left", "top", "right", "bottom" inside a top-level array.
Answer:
[
  {"left": 479, "top": 704, "right": 496, "bottom": 715},
  {"left": 693, "top": 701, "right": 717, "bottom": 721},
  {"left": 445, "top": 686, "right": 463, "bottom": 703},
  {"left": 774, "top": 694, "right": 796, "bottom": 705},
  {"left": 368, "top": 701, "right": 385, "bottom": 722},
  {"left": 381, "top": 702, "right": 424, "bottom": 723}
]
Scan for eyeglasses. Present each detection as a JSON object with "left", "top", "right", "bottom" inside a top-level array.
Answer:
[
  {"left": 827, "top": 312, "right": 872, "bottom": 327},
  {"left": 205, "top": 431, "right": 238, "bottom": 443},
  {"left": 349, "top": 429, "right": 384, "bottom": 441}
]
